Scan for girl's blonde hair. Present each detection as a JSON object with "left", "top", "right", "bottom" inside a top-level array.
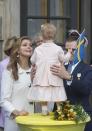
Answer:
[
  {"left": 41, "top": 23, "right": 56, "bottom": 40},
  {"left": 7, "top": 36, "right": 32, "bottom": 80}
]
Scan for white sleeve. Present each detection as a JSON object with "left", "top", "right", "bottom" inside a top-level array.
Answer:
[
  {"left": 0, "top": 64, "right": 2, "bottom": 102},
  {"left": 0, "top": 63, "right": 4, "bottom": 102},
  {"left": 1, "top": 69, "right": 15, "bottom": 114},
  {"left": 58, "top": 48, "right": 71, "bottom": 63}
]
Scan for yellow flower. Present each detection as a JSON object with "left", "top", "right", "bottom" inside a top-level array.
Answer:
[{"left": 53, "top": 101, "right": 89, "bottom": 123}]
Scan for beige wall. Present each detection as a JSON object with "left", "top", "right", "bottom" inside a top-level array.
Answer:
[
  {"left": 0, "top": 0, "right": 20, "bottom": 59},
  {"left": 80, "top": 0, "right": 91, "bottom": 63},
  {"left": 0, "top": 0, "right": 5, "bottom": 59}
]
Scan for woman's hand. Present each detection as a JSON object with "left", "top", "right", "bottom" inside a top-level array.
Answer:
[
  {"left": 10, "top": 110, "right": 20, "bottom": 119},
  {"left": 50, "top": 64, "right": 71, "bottom": 80},
  {"left": 19, "top": 110, "right": 29, "bottom": 116},
  {"left": 11, "top": 109, "right": 29, "bottom": 119}
]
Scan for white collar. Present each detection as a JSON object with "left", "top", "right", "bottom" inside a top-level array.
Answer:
[
  {"left": 18, "top": 64, "right": 31, "bottom": 74},
  {"left": 71, "top": 61, "right": 80, "bottom": 73},
  {"left": 72, "top": 61, "right": 80, "bottom": 67}
]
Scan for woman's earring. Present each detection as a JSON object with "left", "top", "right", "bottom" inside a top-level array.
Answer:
[{"left": 17, "top": 54, "right": 19, "bottom": 58}]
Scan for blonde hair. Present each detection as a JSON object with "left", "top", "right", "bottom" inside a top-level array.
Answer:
[
  {"left": 4, "top": 36, "right": 17, "bottom": 56},
  {"left": 7, "top": 36, "right": 32, "bottom": 80},
  {"left": 41, "top": 23, "right": 56, "bottom": 40}
]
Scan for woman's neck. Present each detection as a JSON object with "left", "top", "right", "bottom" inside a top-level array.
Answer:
[
  {"left": 18, "top": 57, "right": 30, "bottom": 70},
  {"left": 44, "top": 39, "right": 54, "bottom": 43}
]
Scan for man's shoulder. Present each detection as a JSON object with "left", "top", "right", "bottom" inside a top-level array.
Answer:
[
  {"left": 79, "top": 61, "right": 92, "bottom": 72},
  {"left": 82, "top": 61, "right": 92, "bottom": 68}
]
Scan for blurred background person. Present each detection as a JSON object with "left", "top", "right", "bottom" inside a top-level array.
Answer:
[
  {"left": 0, "top": 36, "right": 17, "bottom": 131},
  {"left": 33, "top": 32, "right": 43, "bottom": 47}
]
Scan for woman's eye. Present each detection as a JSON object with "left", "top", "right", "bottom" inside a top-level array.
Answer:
[{"left": 22, "top": 44, "right": 27, "bottom": 46}]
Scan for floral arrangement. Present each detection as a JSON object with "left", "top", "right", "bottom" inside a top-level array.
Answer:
[{"left": 52, "top": 101, "right": 89, "bottom": 123}]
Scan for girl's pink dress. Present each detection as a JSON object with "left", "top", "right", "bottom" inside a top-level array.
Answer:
[{"left": 28, "top": 42, "right": 70, "bottom": 102}]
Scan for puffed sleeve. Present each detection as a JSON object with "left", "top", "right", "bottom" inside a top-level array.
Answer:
[
  {"left": 1, "top": 69, "right": 15, "bottom": 114},
  {"left": 58, "top": 47, "right": 71, "bottom": 63}
]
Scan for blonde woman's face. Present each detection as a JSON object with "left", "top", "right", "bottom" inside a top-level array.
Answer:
[{"left": 19, "top": 39, "right": 33, "bottom": 58}]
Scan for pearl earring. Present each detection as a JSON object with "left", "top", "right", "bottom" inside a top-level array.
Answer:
[{"left": 17, "top": 54, "right": 19, "bottom": 58}]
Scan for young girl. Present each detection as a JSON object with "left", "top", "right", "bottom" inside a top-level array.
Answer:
[{"left": 28, "top": 23, "right": 71, "bottom": 115}]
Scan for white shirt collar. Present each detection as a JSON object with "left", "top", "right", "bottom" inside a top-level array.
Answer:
[
  {"left": 71, "top": 61, "right": 80, "bottom": 73},
  {"left": 17, "top": 64, "right": 31, "bottom": 74}
]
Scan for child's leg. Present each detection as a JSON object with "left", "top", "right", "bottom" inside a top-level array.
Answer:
[
  {"left": 41, "top": 102, "right": 48, "bottom": 115},
  {"left": 56, "top": 102, "right": 61, "bottom": 110}
]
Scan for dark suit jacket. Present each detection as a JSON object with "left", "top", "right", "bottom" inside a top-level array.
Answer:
[{"left": 64, "top": 61, "right": 92, "bottom": 113}]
